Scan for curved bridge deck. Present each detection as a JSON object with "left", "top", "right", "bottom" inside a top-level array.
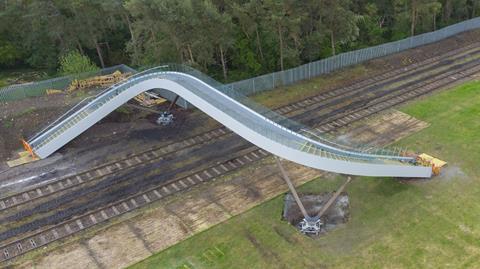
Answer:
[{"left": 27, "top": 65, "right": 432, "bottom": 178}]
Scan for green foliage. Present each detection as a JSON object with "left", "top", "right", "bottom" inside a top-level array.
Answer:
[
  {"left": 1, "top": 0, "right": 479, "bottom": 79},
  {"left": 229, "top": 36, "right": 262, "bottom": 80},
  {"left": 115, "top": 106, "right": 132, "bottom": 115},
  {"left": 2, "top": 119, "right": 13, "bottom": 129},
  {"left": 355, "top": 3, "right": 387, "bottom": 47},
  {"left": 57, "top": 51, "right": 99, "bottom": 76},
  {"left": 0, "top": 40, "right": 21, "bottom": 66},
  {"left": 14, "top": 107, "right": 36, "bottom": 118}
]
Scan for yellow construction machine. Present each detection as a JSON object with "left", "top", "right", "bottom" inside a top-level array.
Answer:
[
  {"left": 417, "top": 153, "right": 447, "bottom": 176},
  {"left": 67, "top": 70, "right": 131, "bottom": 92}
]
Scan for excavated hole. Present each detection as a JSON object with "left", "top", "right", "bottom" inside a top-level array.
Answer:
[{"left": 282, "top": 192, "right": 350, "bottom": 237}]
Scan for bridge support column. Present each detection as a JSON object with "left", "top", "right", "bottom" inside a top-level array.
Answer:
[
  {"left": 157, "top": 95, "right": 180, "bottom": 126},
  {"left": 167, "top": 95, "right": 180, "bottom": 112},
  {"left": 275, "top": 157, "right": 322, "bottom": 235}
]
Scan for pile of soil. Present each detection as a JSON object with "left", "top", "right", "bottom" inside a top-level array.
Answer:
[{"left": 282, "top": 192, "right": 350, "bottom": 234}]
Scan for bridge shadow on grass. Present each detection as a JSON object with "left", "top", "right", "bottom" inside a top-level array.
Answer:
[{"left": 371, "top": 178, "right": 412, "bottom": 197}]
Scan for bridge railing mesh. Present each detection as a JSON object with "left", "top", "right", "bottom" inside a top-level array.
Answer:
[{"left": 29, "top": 64, "right": 415, "bottom": 163}]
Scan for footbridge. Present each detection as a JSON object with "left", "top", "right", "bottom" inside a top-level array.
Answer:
[{"left": 26, "top": 65, "right": 432, "bottom": 178}]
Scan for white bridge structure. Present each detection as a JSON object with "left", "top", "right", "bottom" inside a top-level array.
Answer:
[{"left": 27, "top": 65, "right": 432, "bottom": 178}]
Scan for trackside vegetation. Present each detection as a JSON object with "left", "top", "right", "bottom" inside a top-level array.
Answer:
[{"left": 0, "top": 1, "right": 479, "bottom": 81}]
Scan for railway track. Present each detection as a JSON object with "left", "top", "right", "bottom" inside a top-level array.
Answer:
[
  {"left": 2, "top": 43, "right": 480, "bottom": 225},
  {"left": 2, "top": 42, "right": 480, "bottom": 228},
  {"left": 0, "top": 147, "right": 269, "bottom": 262},
  {"left": 295, "top": 53, "right": 480, "bottom": 129},
  {"left": 1, "top": 40, "right": 480, "bottom": 263},
  {"left": 0, "top": 133, "right": 253, "bottom": 237},
  {"left": 310, "top": 59, "right": 480, "bottom": 131},
  {"left": 2, "top": 42, "right": 480, "bottom": 213}
]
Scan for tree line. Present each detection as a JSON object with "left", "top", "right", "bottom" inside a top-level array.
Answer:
[{"left": 0, "top": 0, "right": 479, "bottom": 82}]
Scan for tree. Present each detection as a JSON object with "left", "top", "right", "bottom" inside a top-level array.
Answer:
[
  {"left": 442, "top": 0, "right": 469, "bottom": 23},
  {"left": 125, "top": 0, "right": 200, "bottom": 66},
  {"left": 0, "top": 40, "right": 21, "bottom": 66},
  {"left": 0, "top": 0, "right": 476, "bottom": 81},
  {"left": 425, "top": 1, "right": 443, "bottom": 30},
  {"left": 65, "top": 0, "right": 112, "bottom": 68},
  {"left": 296, "top": 0, "right": 326, "bottom": 61},
  {"left": 389, "top": 0, "right": 443, "bottom": 38},
  {"left": 231, "top": 0, "right": 266, "bottom": 64},
  {"left": 321, "top": 0, "right": 360, "bottom": 55},
  {"left": 263, "top": 0, "right": 302, "bottom": 70},
  {"left": 356, "top": 3, "right": 387, "bottom": 46},
  {"left": 195, "top": 0, "right": 235, "bottom": 80},
  {"left": 58, "top": 50, "right": 99, "bottom": 75},
  {"left": 0, "top": 0, "right": 62, "bottom": 69},
  {"left": 392, "top": 0, "right": 442, "bottom": 36}
]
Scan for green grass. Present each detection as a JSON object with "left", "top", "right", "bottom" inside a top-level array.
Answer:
[
  {"left": 130, "top": 80, "right": 480, "bottom": 269},
  {"left": 2, "top": 119, "right": 13, "bottom": 128},
  {"left": 14, "top": 106, "right": 36, "bottom": 118}
]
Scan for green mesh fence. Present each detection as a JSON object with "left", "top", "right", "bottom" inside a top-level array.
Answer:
[
  {"left": 2, "top": 17, "right": 480, "bottom": 102},
  {"left": 0, "top": 64, "right": 137, "bottom": 102},
  {"left": 226, "top": 17, "right": 480, "bottom": 95}
]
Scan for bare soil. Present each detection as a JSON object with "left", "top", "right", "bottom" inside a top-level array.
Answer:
[
  {"left": 282, "top": 193, "right": 350, "bottom": 233},
  {"left": 332, "top": 109, "right": 429, "bottom": 147},
  {"left": 0, "top": 104, "right": 219, "bottom": 194}
]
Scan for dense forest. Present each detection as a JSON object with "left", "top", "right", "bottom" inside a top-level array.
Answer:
[{"left": 0, "top": 0, "right": 479, "bottom": 82}]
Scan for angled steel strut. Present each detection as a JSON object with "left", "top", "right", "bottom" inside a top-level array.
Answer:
[{"left": 275, "top": 157, "right": 321, "bottom": 234}]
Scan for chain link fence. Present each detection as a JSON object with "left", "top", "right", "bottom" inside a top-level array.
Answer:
[
  {"left": 1, "top": 17, "right": 479, "bottom": 102},
  {"left": 226, "top": 16, "right": 480, "bottom": 95},
  {"left": 0, "top": 64, "right": 136, "bottom": 102}
]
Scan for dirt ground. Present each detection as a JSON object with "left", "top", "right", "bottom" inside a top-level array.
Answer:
[
  {"left": 282, "top": 193, "right": 350, "bottom": 232},
  {"left": 0, "top": 104, "right": 220, "bottom": 195},
  {"left": 332, "top": 109, "right": 430, "bottom": 147}
]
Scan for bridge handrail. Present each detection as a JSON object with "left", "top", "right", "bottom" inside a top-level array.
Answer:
[{"left": 28, "top": 64, "right": 417, "bottom": 165}]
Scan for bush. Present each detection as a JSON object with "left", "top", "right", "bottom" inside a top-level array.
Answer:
[
  {"left": 0, "top": 40, "right": 21, "bottom": 67},
  {"left": 58, "top": 51, "right": 99, "bottom": 75}
]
